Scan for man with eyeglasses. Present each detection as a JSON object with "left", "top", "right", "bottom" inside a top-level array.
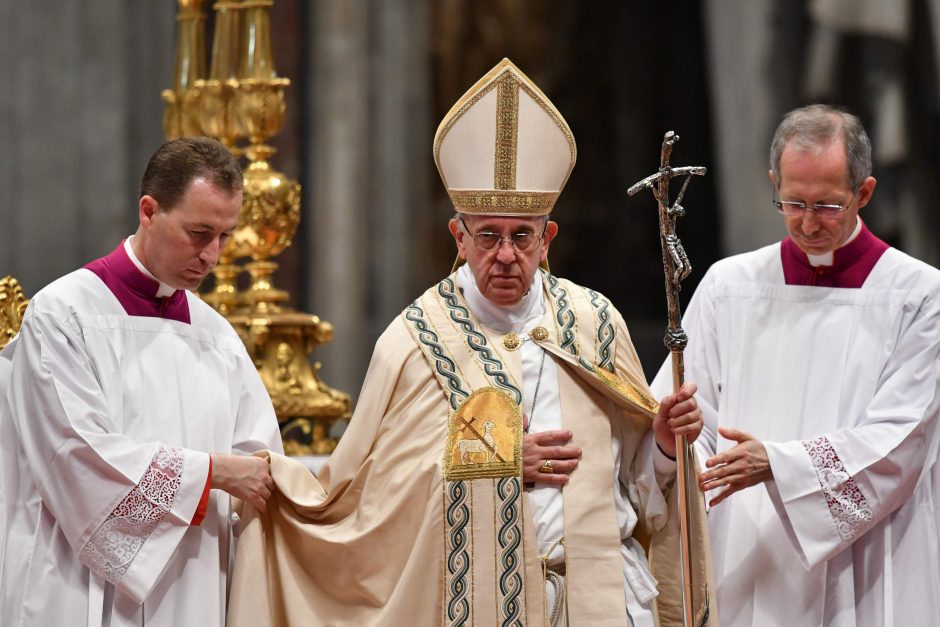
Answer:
[
  {"left": 651, "top": 104, "right": 940, "bottom": 626},
  {"left": 227, "top": 59, "right": 713, "bottom": 627}
]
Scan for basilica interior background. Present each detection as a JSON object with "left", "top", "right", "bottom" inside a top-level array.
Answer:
[{"left": 2, "top": 0, "right": 939, "bottom": 439}]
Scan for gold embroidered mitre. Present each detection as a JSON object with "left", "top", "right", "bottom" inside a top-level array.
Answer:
[{"left": 433, "top": 58, "right": 577, "bottom": 216}]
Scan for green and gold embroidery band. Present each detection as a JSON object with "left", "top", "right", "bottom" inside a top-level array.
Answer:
[
  {"left": 545, "top": 272, "right": 578, "bottom": 355},
  {"left": 402, "top": 284, "right": 527, "bottom": 627},
  {"left": 588, "top": 288, "right": 615, "bottom": 372}
]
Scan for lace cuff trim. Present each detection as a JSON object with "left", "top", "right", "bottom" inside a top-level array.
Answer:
[
  {"left": 802, "top": 436, "right": 873, "bottom": 541},
  {"left": 79, "top": 446, "right": 184, "bottom": 585}
]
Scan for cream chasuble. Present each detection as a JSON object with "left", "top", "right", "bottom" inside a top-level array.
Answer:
[{"left": 228, "top": 270, "right": 714, "bottom": 627}]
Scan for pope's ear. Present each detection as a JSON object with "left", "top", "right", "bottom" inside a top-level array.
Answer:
[
  {"left": 543, "top": 220, "right": 559, "bottom": 245},
  {"left": 448, "top": 218, "right": 468, "bottom": 259},
  {"left": 541, "top": 220, "right": 559, "bottom": 261}
]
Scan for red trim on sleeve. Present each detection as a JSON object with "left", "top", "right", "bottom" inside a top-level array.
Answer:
[{"left": 191, "top": 456, "right": 212, "bottom": 526}]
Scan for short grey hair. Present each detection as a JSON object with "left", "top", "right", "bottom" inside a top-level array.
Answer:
[{"left": 769, "top": 104, "right": 872, "bottom": 190}]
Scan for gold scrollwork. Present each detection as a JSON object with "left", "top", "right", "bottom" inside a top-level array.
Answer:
[
  {"left": 0, "top": 276, "right": 29, "bottom": 350},
  {"left": 164, "top": 0, "right": 351, "bottom": 458}
]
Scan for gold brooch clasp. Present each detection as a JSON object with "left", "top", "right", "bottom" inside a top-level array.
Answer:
[
  {"left": 530, "top": 326, "right": 549, "bottom": 342},
  {"left": 502, "top": 332, "right": 522, "bottom": 350}
]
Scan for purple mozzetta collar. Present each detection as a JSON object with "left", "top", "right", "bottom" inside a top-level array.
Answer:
[
  {"left": 84, "top": 241, "right": 191, "bottom": 324},
  {"left": 780, "top": 221, "right": 889, "bottom": 288}
]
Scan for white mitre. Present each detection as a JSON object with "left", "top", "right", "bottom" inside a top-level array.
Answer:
[{"left": 433, "top": 58, "right": 577, "bottom": 216}]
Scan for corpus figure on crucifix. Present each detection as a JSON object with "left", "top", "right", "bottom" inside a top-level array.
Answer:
[{"left": 629, "top": 130, "right": 713, "bottom": 627}]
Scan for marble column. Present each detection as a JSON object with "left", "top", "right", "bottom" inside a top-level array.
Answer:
[
  {"left": 372, "top": 0, "right": 433, "bottom": 320},
  {"left": 306, "top": 0, "right": 370, "bottom": 401},
  {"left": 305, "top": 0, "right": 432, "bottom": 399},
  {"left": 702, "top": 0, "right": 800, "bottom": 254}
]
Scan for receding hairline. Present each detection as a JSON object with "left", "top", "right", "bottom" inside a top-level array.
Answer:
[
  {"left": 777, "top": 132, "right": 846, "bottom": 163},
  {"left": 770, "top": 104, "right": 872, "bottom": 189},
  {"left": 780, "top": 111, "right": 845, "bottom": 151}
]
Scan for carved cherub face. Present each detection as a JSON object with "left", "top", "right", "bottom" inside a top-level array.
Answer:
[{"left": 275, "top": 342, "right": 295, "bottom": 364}]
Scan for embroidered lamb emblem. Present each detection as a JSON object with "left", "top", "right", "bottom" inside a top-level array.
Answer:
[
  {"left": 457, "top": 419, "right": 499, "bottom": 464},
  {"left": 444, "top": 387, "right": 522, "bottom": 481}
]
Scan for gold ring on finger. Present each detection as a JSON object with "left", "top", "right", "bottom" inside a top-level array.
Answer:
[{"left": 538, "top": 459, "right": 554, "bottom": 474}]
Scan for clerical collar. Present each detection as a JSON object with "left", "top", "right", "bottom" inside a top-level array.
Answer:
[
  {"left": 804, "top": 218, "right": 862, "bottom": 267},
  {"left": 124, "top": 236, "right": 177, "bottom": 298},
  {"left": 456, "top": 263, "right": 545, "bottom": 334},
  {"left": 780, "top": 218, "right": 889, "bottom": 288},
  {"left": 84, "top": 240, "right": 191, "bottom": 324}
]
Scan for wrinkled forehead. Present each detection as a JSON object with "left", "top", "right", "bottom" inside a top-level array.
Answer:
[
  {"left": 777, "top": 140, "right": 852, "bottom": 188},
  {"left": 462, "top": 214, "right": 546, "bottom": 232},
  {"left": 778, "top": 138, "right": 848, "bottom": 170}
]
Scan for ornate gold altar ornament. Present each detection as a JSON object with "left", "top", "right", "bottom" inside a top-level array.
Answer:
[
  {"left": 0, "top": 276, "right": 29, "bottom": 350},
  {"left": 161, "top": 0, "right": 207, "bottom": 141},
  {"left": 163, "top": 0, "right": 350, "bottom": 456},
  {"left": 433, "top": 58, "right": 577, "bottom": 217},
  {"left": 628, "top": 132, "right": 707, "bottom": 627}
]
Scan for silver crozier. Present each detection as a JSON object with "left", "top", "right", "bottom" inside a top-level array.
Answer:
[{"left": 628, "top": 131, "right": 706, "bottom": 627}]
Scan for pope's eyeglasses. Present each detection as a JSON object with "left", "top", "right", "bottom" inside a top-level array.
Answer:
[{"left": 459, "top": 218, "right": 546, "bottom": 253}]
